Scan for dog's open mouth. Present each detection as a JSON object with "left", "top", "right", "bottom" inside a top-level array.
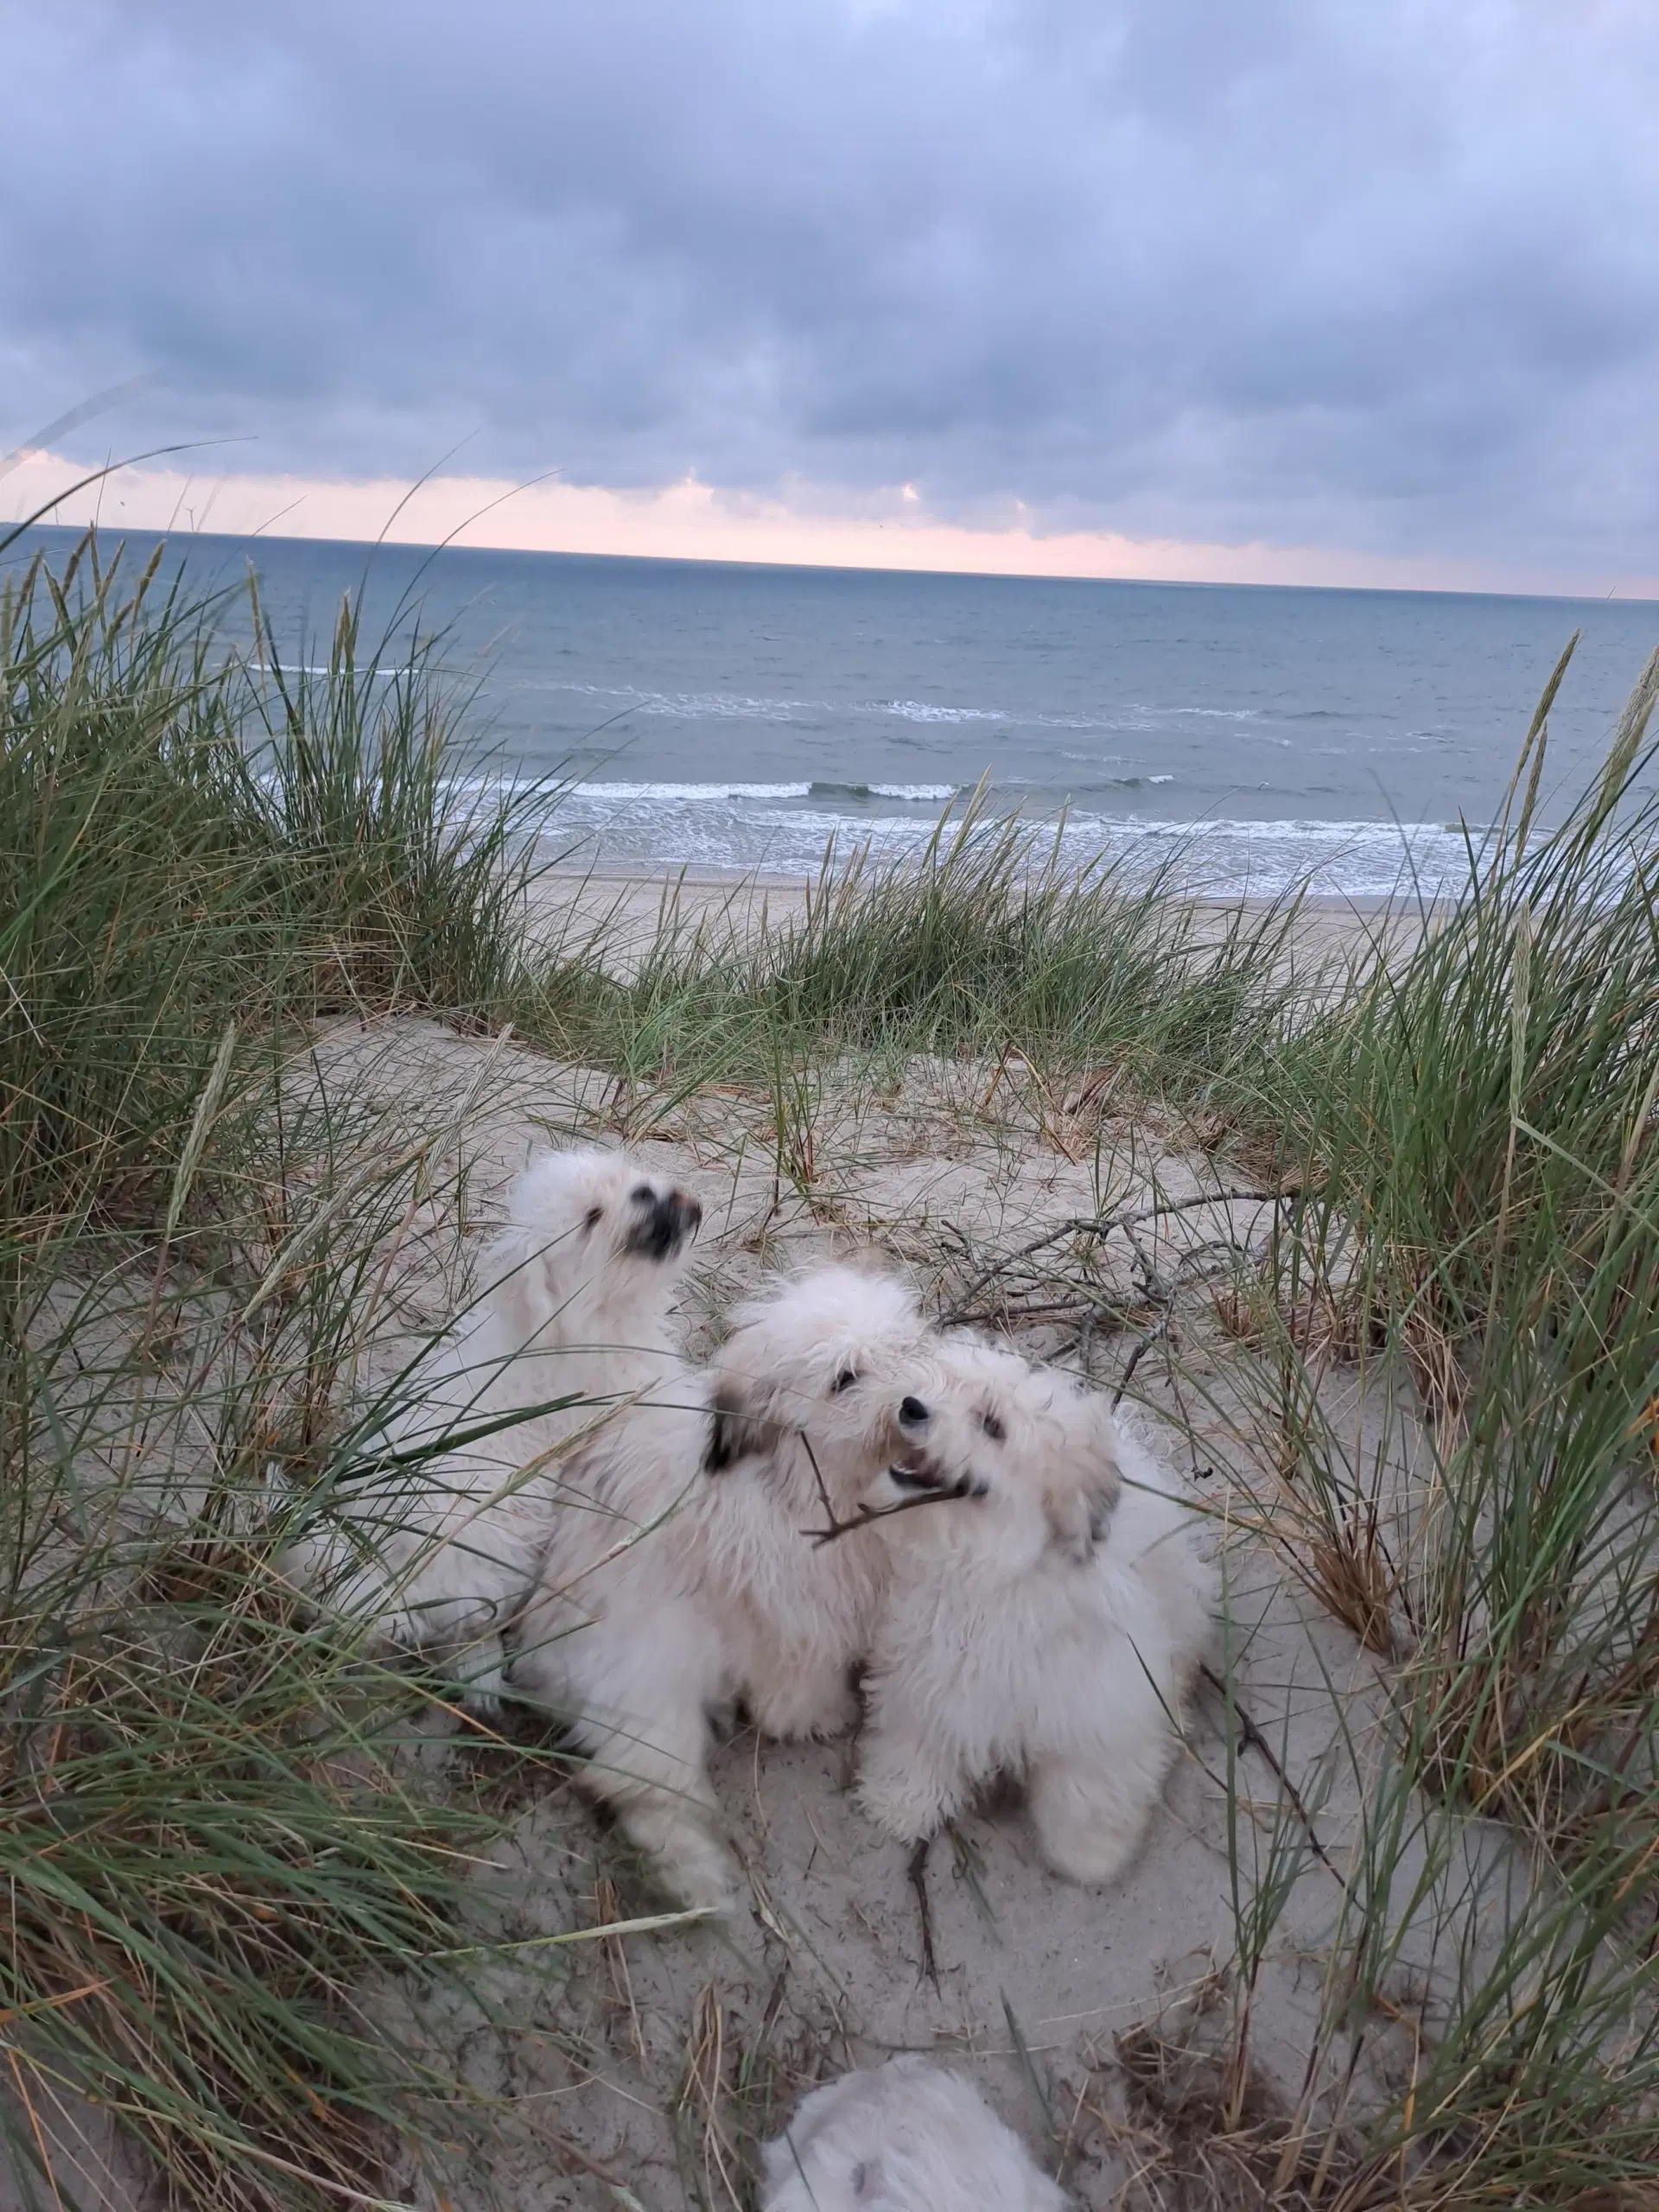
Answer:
[{"left": 887, "top": 1452, "right": 984, "bottom": 1500}]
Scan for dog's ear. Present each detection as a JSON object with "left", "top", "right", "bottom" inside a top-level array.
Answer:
[
  {"left": 1043, "top": 1466, "right": 1121, "bottom": 1563},
  {"left": 702, "top": 1378, "right": 780, "bottom": 1472},
  {"left": 1042, "top": 1391, "right": 1124, "bottom": 1562}
]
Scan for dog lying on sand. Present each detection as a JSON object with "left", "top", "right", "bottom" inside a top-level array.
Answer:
[
  {"left": 760, "top": 2056, "right": 1067, "bottom": 2211},
  {"left": 853, "top": 1332, "right": 1214, "bottom": 1887},
  {"left": 509, "top": 1264, "right": 942, "bottom": 1914},
  {"left": 281, "top": 1146, "right": 699, "bottom": 1707}
]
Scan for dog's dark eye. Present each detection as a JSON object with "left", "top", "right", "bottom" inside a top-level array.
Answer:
[
  {"left": 979, "top": 1409, "right": 1007, "bottom": 1444},
  {"left": 583, "top": 1205, "right": 604, "bottom": 1229},
  {"left": 629, "top": 1183, "right": 654, "bottom": 1204},
  {"left": 831, "top": 1367, "right": 860, "bottom": 1395}
]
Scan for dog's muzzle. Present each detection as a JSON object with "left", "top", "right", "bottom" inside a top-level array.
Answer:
[
  {"left": 624, "top": 1187, "right": 702, "bottom": 1260},
  {"left": 886, "top": 1447, "right": 985, "bottom": 1500}
]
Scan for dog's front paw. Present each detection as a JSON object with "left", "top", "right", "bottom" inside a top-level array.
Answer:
[
  {"left": 664, "top": 1834, "right": 748, "bottom": 1922},
  {"left": 1029, "top": 1760, "right": 1152, "bottom": 1887},
  {"left": 853, "top": 1770, "right": 948, "bottom": 1846},
  {"left": 617, "top": 1800, "right": 749, "bottom": 1923}
]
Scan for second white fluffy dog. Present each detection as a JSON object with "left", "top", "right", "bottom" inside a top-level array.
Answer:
[
  {"left": 854, "top": 1335, "right": 1215, "bottom": 1885},
  {"left": 509, "top": 1264, "right": 943, "bottom": 1913}
]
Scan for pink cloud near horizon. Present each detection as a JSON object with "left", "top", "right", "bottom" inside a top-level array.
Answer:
[{"left": 8, "top": 450, "right": 1657, "bottom": 602}]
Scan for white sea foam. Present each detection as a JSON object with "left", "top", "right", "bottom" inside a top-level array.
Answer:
[
  {"left": 809, "top": 779, "right": 959, "bottom": 802},
  {"left": 534, "top": 779, "right": 1486, "bottom": 899},
  {"left": 1163, "top": 704, "right": 1265, "bottom": 721},
  {"left": 553, "top": 682, "right": 827, "bottom": 723},
  {"left": 870, "top": 699, "right": 1007, "bottom": 724},
  {"left": 573, "top": 779, "right": 813, "bottom": 800},
  {"left": 554, "top": 680, "right": 1093, "bottom": 732},
  {"left": 537, "top": 680, "right": 1299, "bottom": 741},
  {"left": 549, "top": 777, "right": 960, "bottom": 805}
]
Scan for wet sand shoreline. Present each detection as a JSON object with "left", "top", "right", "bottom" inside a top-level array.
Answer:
[{"left": 529, "top": 860, "right": 1436, "bottom": 970}]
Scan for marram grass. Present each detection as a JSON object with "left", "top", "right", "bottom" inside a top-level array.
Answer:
[
  {"left": 0, "top": 531, "right": 547, "bottom": 1234},
  {"left": 1198, "top": 636, "right": 1659, "bottom": 2204},
  {"left": 0, "top": 534, "right": 566, "bottom": 2212}
]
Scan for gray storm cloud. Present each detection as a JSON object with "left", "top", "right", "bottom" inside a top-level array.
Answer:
[{"left": 2, "top": 0, "right": 1656, "bottom": 567}]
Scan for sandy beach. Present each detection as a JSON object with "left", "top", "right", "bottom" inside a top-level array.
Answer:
[{"left": 531, "top": 861, "right": 1433, "bottom": 979}]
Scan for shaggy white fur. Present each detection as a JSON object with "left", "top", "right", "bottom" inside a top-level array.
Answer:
[
  {"left": 855, "top": 1335, "right": 1215, "bottom": 1886},
  {"left": 760, "top": 2056, "right": 1067, "bottom": 2212},
  {"left": 508, "top": 1264, "right": 942, "bottom": 1915},
  {"left": 280, "top": 1147, "right": 699, "bottom": 1707}
]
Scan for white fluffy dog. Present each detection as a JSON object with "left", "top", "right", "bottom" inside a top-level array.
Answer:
[
  {"left": 280, "top": 1147, "right": 700, "bottom": 1706},
  {"left": 508, "top": 1264, "right": 942, "bottom": 1914},
  {"left": 760, "top": 2056, "right": 1067, "bottom": 2212},
  {"left": 854, "top": 1335, "right": 1214, "bottom": 1886}
]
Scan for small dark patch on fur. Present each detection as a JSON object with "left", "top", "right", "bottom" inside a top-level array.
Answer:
[
  {"left": 703, "top": 1382, "right": 779, "bottom": 1471},
  {"left": 1047, "top": 1478, "right": 1118, "bottom": 1564}
]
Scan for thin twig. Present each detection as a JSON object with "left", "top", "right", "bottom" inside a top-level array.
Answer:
[
  {"left": 942, "top": 1189, "right": 1289, "bottom": 1325},
  {"left": 803, "top": 1483, "right": 976, "bottom": 1548},
  {"left": 1201, "top": 1661, "right": 1338, "bottom": 1878},
  {"left": 908, "top": 1836, "right": 940, "bottom": 1988},
  {"left": 799, "top": 1428, "right": 836, "bottom": 1534},
  {"left": 979, "top": 1295, "right": 1141, "bottom": 1326},
  {"left": 1113, "top": 1318, "right": 1170, "bottom": 1408}
]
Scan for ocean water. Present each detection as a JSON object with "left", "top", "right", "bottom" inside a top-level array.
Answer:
[{"left": 15, "top": 525, "right": 1659, "bottom": 896}]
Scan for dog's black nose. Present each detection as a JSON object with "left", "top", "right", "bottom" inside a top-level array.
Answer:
[
  {"left": 899, "top": 1395, "right": 931, "bottom": 1428},
  {"left": 626, "top": 1188, "right": 702, "bottom": 1260}
]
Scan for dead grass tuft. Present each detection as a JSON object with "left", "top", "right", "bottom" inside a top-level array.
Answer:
[{"left": 1104, "top": 1993, "right": 1361, "bottom": 2212}]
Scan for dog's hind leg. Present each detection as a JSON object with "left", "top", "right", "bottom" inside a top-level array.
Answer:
[
  {"left": 283, "top": 1484, "right": 531, "bottom": 1718},
  {"left": 514, "top": 1600, "right": 745, "bottom": 1917},
  {"left": 1027, "top": 1743, "right": 1170, "bottom": 1886},
  {"left": 1027, "top": 1622, "right": 1185, "bottom": 1885},
  {"left": 609, "top": 1760, "right": 744, "bottom": 1921},
  {"left": 374, "top": 1541, "right": 525, "bottom": 1717},
  {"left": 436, "top": 1629, "right": 512, "bottom": 1715},
  {"left": 747, "top": 1649, "right": 859, "bottom": 1741}
]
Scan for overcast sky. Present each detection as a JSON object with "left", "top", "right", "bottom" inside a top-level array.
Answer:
[{"left": 3, "top": 0, "right": 1656, "bottom": 579}]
